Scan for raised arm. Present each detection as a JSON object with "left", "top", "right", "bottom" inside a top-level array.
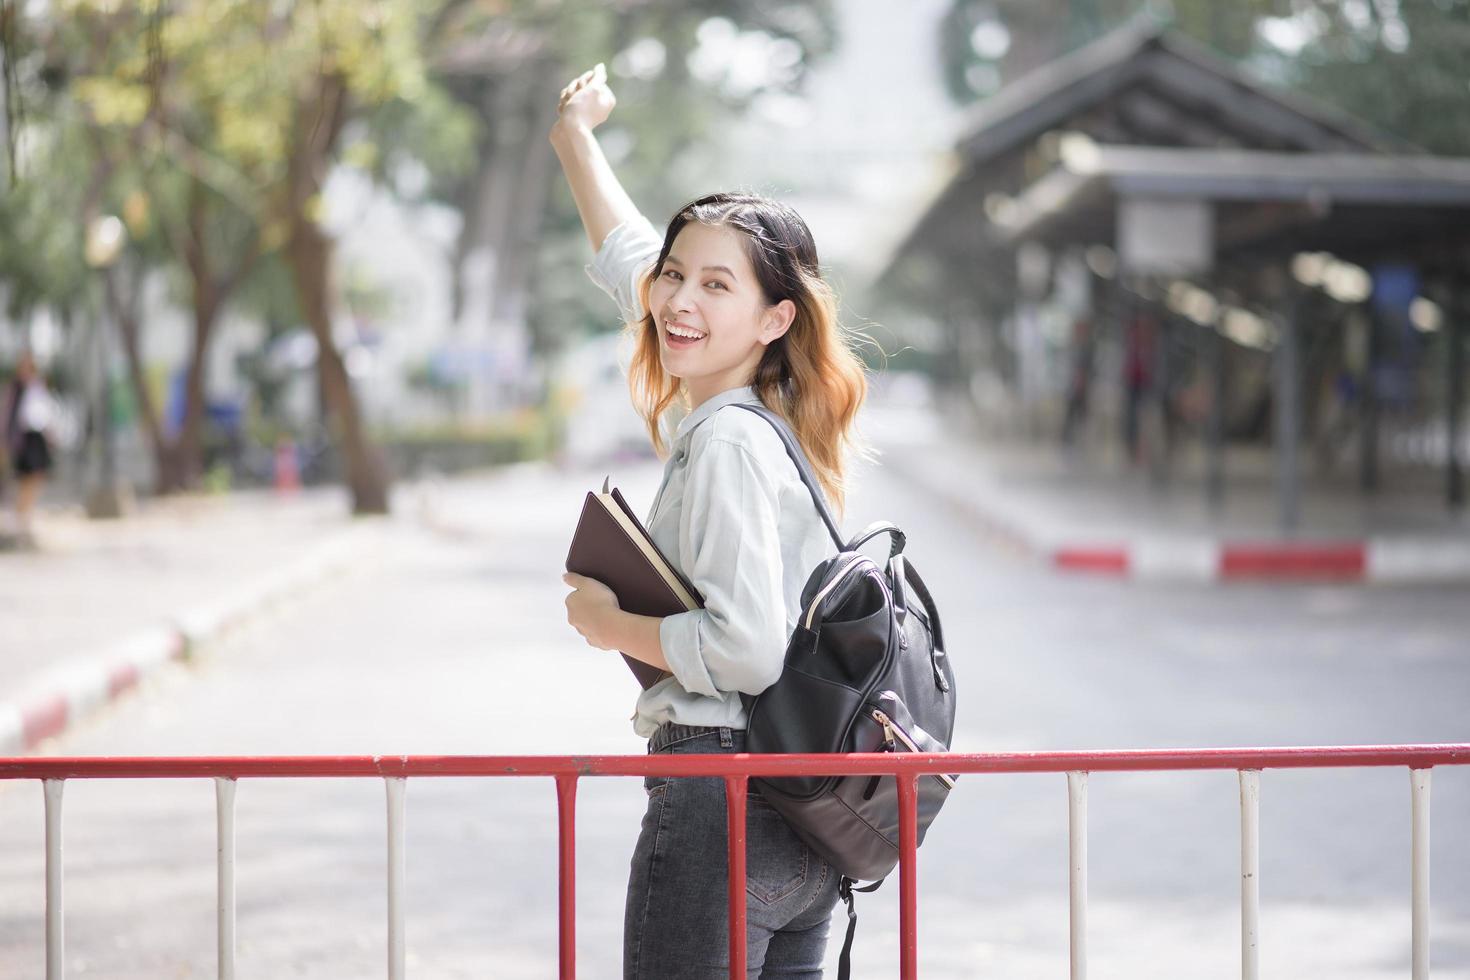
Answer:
[{"left": 550, "top": 63, "right": 644, "bottom": 254}]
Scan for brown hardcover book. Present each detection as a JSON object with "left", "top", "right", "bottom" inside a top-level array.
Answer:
[{"left": 565, "top": 478, "right": 704, "bottom": 689}]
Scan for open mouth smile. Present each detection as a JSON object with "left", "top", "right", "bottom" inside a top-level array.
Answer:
[{"left": 663, "top": 319, "right": 707, "bottom": 347}]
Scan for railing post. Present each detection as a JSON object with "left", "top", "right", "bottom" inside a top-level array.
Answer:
[
  {"left": 897, "top": 773, "right": 919, "bottom": 980},
  {"left": 44, "top": 778, "right": 64, "bottom": 980},
  {"left": 556, "top": 773, "right": 578, "bottom": 980},
  {"left": 215, "top": 777, "right": 237, "bottom": 980},
  {"left": 1411, "top": 767, "right": 1431, "bottom": 980},
  {"left": 1239, "top": 769, "right": 1260, "bottom": 980},
  {"left": 724, "top": 775, "right": 749, "bottom": 980},
  {"left": 1067, "top": 771, "right": 1088, "bottom": 980},
  {"left": 386, "top": 776, "right": 407, "bottom": 980}
]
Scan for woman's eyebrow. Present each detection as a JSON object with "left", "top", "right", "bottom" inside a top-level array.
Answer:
[{"left": 664, "top": 254, "right": 738, "bottom": 280}]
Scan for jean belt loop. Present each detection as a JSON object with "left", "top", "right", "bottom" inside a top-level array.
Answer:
[{"left": 719, "top": 726, "right": 733, "bottom": 749}]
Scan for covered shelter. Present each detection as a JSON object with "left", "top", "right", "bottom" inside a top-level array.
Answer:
[
  {"left": 998, "top": 144, "right": 1470, "bottom": 526},
  {"left": 874, "top": 18, "right": 1468, "bottom": 530}
]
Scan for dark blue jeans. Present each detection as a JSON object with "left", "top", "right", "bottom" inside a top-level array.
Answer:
[{"left": 624, "top": 723, "right": 841, "bottom": 979}]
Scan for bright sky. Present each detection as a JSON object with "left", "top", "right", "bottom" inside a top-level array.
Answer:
[{"left": 687, "top": 0, "right": 968, "bottom": 283}]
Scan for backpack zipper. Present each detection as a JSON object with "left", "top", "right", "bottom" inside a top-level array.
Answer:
[
  {"left": 869, "top": 708, "right": 957, "bottom": 791},
  {"left": 861, "top": 724, "right": 898, "bottom": 800}
]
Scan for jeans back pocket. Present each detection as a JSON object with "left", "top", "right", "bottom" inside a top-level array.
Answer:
[{"left": 744, "top": 803, "right": 809, "bottom": 906}]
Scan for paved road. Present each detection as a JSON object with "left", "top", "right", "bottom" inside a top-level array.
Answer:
[
  {"left": 0, "top": 487, "right": 355, "bottom": 700},
  {"left": 1, "top": 442, "right": 1466, "bottom": 978}
]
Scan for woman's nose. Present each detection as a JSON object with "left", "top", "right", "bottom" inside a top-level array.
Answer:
[{"left": 669, "top": 280, "right": 697, "bottom": 312}]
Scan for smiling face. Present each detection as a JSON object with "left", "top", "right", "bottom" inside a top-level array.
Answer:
[{"left": 647, "top": 221, "right": 795, "bottom": 408}]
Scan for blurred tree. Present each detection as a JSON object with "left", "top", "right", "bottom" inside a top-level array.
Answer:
[
  {"left": 937, "top": 0, "right": 1470, "bottom": 154},
  {"left": 4, "top": 1, "right": 480, "bottom": 511},
  {"left": 4, "top": 0, "right": 836, "bottom": 506},
  {"left": 0, "top": 13, "right": 91, "bottom": 336},
  {"left": 3, "top": 5, "right": 265, "bottom": 493},
  {"left": 1263, "top": 0, "right": 1470, "bottom": 155},
  {"left": 421, "top": 0, "right": 838, "bottom": 371},
  {"left": 0, "top": 136, "right": 91, "bottom": 333},
  {"left": 234, "top": 0, "right": 476, "bottom": 514}
]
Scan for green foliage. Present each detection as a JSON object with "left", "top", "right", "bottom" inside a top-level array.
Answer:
[
  {"left": 0, "top": 161, "right": 90, "bottom": 318},
  {"left": 0, "top": 70, "right": 93, "bottom": 318},
  {"left": 356, "top": 82, "right": 481, "bottom": 199},
  {"left": 1279, "top": 1, "right": 1470, "bottom": 154},
  {"left": 202, "top": 461, "right": 233, "bottom": 494},
  {"left": 373, "top": 406, "right": 557, "bottom": 470},
  {"left": 6, "top": 0, "right": 482, "bottom": 272},
  {"left": 4, "top": 0, "right": 843, "bottom": 431},
  {"left": 232, "top": 253, "right": 303, "bottom": 330},
  {"left": 940, "top": 0, "right": 1290, "bottom": 103},
  {"left": 524, "top": 0, "right": 839, "bottom": 355},
  {"left": 938, "top": 0, "right": 1470, "bottom": 154},
  {"left": 3, "top": 0, "right": 488, "bottom": 442}
]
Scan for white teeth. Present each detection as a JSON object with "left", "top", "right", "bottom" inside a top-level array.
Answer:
[{"left": 666, "top": 322, "right": 705, "bottom": 340}]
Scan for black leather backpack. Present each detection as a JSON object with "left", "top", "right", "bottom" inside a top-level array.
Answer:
[{"left": 731, "top": 404, "right": 958, "bottom": 977}]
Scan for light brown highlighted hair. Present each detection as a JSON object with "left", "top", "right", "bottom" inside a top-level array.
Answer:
[{"left": 624, "top": 193, "right": 871, "bottom": 516}]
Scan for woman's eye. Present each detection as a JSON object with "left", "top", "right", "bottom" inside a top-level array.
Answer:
[{"left": 661, "top": 269, "right": 723, "bottom": 291}]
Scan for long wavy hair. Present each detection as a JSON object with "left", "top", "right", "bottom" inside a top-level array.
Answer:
[{"left": 625, "top": 192, "right": 871, "bottom": 516}]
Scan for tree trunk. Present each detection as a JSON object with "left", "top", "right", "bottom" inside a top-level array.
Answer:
[
  {"left": 104, "top": 264, "right": 169, "bottom": 492},
  {"left": 287, "top": 214, "right": 387, "bottom": 513},
  {"left": 490, "top": 58, "right": 558, "bottom": 332},
  {"left": 167, "top": 304, "right": 215, "bottom": 491},
  {"left": 285, "top": 74, "right": 389, "bottom": 515},
  {"left": 107, "top": 277, "right": 215, "bottom": 495},
  {"left": 167, "top": 179, "right": 225, "bottom": 493},
  {"left": 449, "top": 74, "right": 510, "bottom": 324}
]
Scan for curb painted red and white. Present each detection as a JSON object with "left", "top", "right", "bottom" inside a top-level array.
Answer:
[
  {"left": 905, "top": 461, "right": 1470, "bottom": 584},
  {"left": 1050, "top": 538, "right": 1470, "bottom": 582},
  {"left": 0, "top": 525, "right": 378, "bottom": 755}
]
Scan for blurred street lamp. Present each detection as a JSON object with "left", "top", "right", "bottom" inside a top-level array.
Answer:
[
  {"left": 84, "top": 214, "right": 134, "bottom": 518},
  {"left": 85, "top": 215, "right": 125, "bottom": 268}
]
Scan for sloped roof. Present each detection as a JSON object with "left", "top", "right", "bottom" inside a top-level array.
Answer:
[
  {"left": 953, "top": 19, "right": 1411, "bottom": 162},
  {"left": 1013, "top": 145, "right": 1470, "bottom": 215},
  {"left": 1000, "top": 145, "right": 1470, "bottom": 266},
  {"left": 874, "top": 18, "right": 1417, "bottom": 287}
]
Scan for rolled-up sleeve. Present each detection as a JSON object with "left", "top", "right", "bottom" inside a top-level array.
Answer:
[
  {"left": 583, "top": 213, "right": 664, "bottom": 325},
  {"left": 658, "top": 437, "right": 787, "bottom": 697}
]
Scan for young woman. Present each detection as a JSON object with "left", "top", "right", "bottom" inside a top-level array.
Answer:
[{"left": 553, "top": 64, "right": 870, "bottom": 978}]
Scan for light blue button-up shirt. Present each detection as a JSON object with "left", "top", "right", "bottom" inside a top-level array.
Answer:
[{"left": 584, "top": 215, "right": 839, "bottom": 738}]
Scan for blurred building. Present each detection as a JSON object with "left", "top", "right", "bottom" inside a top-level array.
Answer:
[{"left": 874, "top": 19, "right": 1470, "bottom": 529}]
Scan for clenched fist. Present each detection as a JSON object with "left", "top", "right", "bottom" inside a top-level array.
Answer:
[{"left": 555, "top": 62, "right": 616, "bottom": 133}]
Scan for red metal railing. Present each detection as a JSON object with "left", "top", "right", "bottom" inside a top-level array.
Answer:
[{"left": 3, "top": 743, "right": 1467, "bottom": 980}]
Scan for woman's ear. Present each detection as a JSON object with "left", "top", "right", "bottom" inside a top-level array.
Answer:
[{"left": 759, "top": 299, "right": 796, "bottom": 345}]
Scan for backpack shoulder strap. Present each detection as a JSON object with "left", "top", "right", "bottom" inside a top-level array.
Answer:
[
  {"left": 728, "top": 402, "right": 846, "bottom": 552},
  {"left": 837, "top": 876, "right": 884, "bottom": 980}
]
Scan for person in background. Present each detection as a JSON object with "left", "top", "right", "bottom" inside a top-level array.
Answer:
[
  {"left": 3, "top": 351, "right": 58, "bottom": 547},
  {"left": 1061, "top": 316, "right": 1094, "bottom": 448},
  {"left": 1122, "top": 314, "right": 1154, "bottom": 464}
]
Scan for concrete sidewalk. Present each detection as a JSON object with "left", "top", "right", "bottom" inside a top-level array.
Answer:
[
  {"left": 0, "top": 487, "right": 383, "bottom": 754},
  {"left": 873, "top": 403, "right": 1470, "bottom": 583}
]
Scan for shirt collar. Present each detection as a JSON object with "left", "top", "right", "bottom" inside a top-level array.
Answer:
[{"left": 672, "top": 385, "right": 762, "bottom": 445}]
